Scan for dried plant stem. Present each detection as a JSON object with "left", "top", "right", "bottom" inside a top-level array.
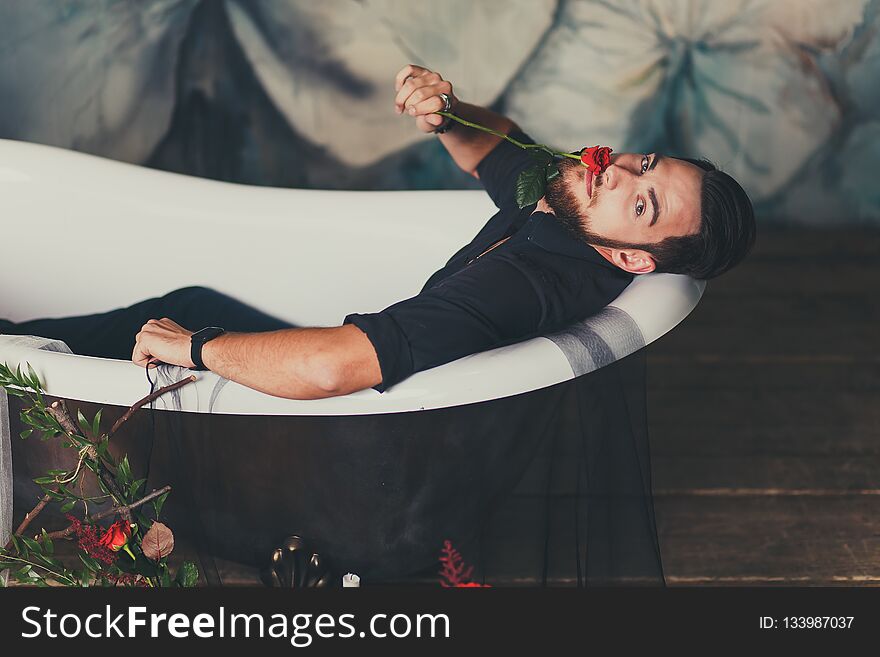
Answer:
[
  {"left": 10, "top": 486, "right": 59, "bottom": 545},
  {"left": 46, "top": 399, "right": 78, "bottom": 436},
  {"left": 48, "top": 400, "right": 131, "bottom": 523},
  {"left": 42, "top": 485, "right": 172, "bottom": 542},
  {"left": 4, "top": 375, "right": 192, "bottom": 554},
  {"left": 108, "top": 374, "right": 197, "bottom": 438}
]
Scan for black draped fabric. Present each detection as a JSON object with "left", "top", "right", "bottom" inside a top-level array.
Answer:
[
  {"left": 7, "top": 350, "right": 662, "bottom": 586},
  {"left": 460, "top": 348, "right": 663, "bottom": 587},
  {"left": 5, "top": 288, "right": 662, "bottom": 586},
  {"left": 572, "top": 348, "right": 663, "bottom": 585},
  {"left": 138, "top": 350, "right": 663, "bottom": 586}
]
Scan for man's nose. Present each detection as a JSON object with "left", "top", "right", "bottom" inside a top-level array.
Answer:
[{"left": 603, "top": 163, "right": 634, "bottom": 190}]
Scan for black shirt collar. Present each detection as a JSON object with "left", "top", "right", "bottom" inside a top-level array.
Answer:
[{"left": 524, "top": 211, "right": 620, "bottom": 270}]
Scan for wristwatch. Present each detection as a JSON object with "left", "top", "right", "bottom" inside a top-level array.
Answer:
[{"left": 190, "top": 326, "right": 226, "bottom": 371}]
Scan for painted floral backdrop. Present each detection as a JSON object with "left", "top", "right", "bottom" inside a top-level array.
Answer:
[{"left": 1, "top": 0, "right": 878, "bottom": 225}]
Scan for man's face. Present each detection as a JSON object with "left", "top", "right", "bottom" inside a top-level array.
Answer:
[{"left": 544, "top": 151, "right": 704, "bottom": 274}]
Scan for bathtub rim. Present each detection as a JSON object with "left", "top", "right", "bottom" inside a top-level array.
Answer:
[
  {"left": 0, "top": 139, "right": 706, "bottom": 415},
  {"left": 0, "top": 272, "right": 704, "bottom": 416}
]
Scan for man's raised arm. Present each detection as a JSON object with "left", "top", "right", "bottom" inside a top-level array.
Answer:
[{"left": 393, "top": 64, "right": 518, "bottom": 177}]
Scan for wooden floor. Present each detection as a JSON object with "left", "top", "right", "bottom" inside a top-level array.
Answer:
[{"left": 649, "top": 227, "right": 880, "bottom": 585}]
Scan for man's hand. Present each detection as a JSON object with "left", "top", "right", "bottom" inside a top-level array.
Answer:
[
  {"left": 394, "top": 64, "right": 459, "bottom": 133},
  {"left": 132, "top": 317, "right": 195, "bottom": 369}
]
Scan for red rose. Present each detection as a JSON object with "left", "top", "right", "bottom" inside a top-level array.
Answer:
[
  {"left": 580, "top": 145, "right": 613, "bottom": 174},
  {"left": 99, "top": 520, "right": 131, "bottom": 552}
]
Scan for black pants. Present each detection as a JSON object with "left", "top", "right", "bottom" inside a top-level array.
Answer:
[{"left": 0, "top": 286, "right": 295, "bottom": 360}]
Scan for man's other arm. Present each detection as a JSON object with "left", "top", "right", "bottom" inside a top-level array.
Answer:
[
  {"left": 132, "top": 319, "right": 381, "bottom": 400},
  {"left": 393, "top": 64, "right": 518, "bottom": 178},
  {"left": 201, "top": 325, "right": 381, "bottom": 399}
]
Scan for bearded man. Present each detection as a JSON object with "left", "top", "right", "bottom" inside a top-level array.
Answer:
[{"left": 0, "top": 64, "right": 755, "bottom": 398}]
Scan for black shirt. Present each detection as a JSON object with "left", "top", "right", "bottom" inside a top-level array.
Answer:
[{"left": 343, "top": 130, "right": 634, "bottom": 393}]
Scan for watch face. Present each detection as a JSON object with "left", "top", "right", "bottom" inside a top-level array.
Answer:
[{"left": 195, "top": 327, "right": 225, "bottom": 341}]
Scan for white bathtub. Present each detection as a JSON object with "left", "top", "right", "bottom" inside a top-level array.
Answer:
[{"left": 0, "top": 139, "right": 704, "bottom": 579}]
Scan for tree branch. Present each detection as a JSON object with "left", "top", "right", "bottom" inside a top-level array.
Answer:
[
  {"left": 9, "top": 487, "right": 58, "bottom": 547},
  {"left": 4, "top": 375, "right": 194, "bottom": 552},
  {"left": 48, "top": 400, "right": 130, "bottom": 522},
  {"left": 7, "top": 401, "right": 83, "bottom": 548},
  {"left": 46, "top": 399, "right": 78, "bottom": 436},
  {"left": 108, "top": 374, "right": 197, "bottom": 438},
  {"left": 41, "top": 486, "right": 172, "bottom": 542}
]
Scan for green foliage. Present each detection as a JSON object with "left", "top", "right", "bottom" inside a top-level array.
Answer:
[
  {"left": 116, "top": 455, "right": 132, "bottom": 490},
  {"left": 152, "top": 491, "right": 170, "bottom": 519},
  {"left": 176, "top": 561, "right": 199, "bottom": 588},
  {"left": 0, "top": 531, "right": 79, "bottom": 587},
  {"left": 1, "top": 360, "right": 197, "bottom": 588},
  {"left": 515, "top": 164, "right": 547, "bottom": 209},
  {"left": 91, "top": 409, "right": 102, "bottom": 439},
  {"left": 76, "top": 409, "right": 92, "bottom": 438},
  {"left": 515, "top": 158, "right": 563, "bottom": 209}
]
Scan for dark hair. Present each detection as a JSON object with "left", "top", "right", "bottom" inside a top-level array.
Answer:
[
  {"left": 576, "top": 157, "right": 756, "bottom": 279},
  {"left": 646, "top": 157, "right": 756, "bottom": 279},
  {"left": 548, "top": 155, "right": 756, "bottom": 279}
]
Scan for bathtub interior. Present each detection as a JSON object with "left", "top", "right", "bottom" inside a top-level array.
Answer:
[{"left": 1, "top": 138, "right": 497, "bottom": 327}]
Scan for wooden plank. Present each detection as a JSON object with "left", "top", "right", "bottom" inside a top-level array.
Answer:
[
  {"left": 647, "top": 360, "right": 880, "bottom": 390},
  {"left": 649, "top": 426, "right": 878, "bottom": 458},
  {"left": 656, "top": 495, "right": 880, "bottom": 584},
  {"left": 516, "top": 453, "right": 880, "bottom": 496},
  {"left": 647, "top": 389, "right": 880, "bottom": 435},
  {"left": 704, "top": 263, "right": 880, "bottom": 297},
  {"left": 652, "top": 456, "right": 880, "bottom": 491},
  {"left": 740, "top": 228, "right": 880, "bottom": 258},
  {"left": 679, "top": 294, "right": 879, "bottom": 324},
  {"left": 648, "top": 320, "right": 878, "bottom": 358},
  {"left": 539, "top": 421, "right": 877, "bottom": 459}
]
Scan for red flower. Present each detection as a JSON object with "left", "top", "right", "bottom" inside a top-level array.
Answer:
[
  {"left": 98, "top": 520, "right": 131, "bottom": 552},
  {"left": 438, "top": 540, "right": 490, "bottom": 588},
  {"left": 66, "top": 515, "right": 117, "bottom": 565},
  {"left": 580, "top": 145, "right": 613, "bottom": 174}
]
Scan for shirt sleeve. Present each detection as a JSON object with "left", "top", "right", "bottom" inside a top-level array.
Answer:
[
  {"left": 475, "top": 129, "right": 539, "bottom": 209},
  {"left": 343, "top": 254, "right": 544, "bottom": 393}
]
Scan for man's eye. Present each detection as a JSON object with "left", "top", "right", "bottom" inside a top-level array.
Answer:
[
  {"left": 636, "top": 198, "right": 645, "bottom": 216},
  {"left": 641, "top": 155, "right": 649, "bottom": 174}
]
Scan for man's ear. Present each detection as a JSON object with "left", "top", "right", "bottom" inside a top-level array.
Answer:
[{"left": 604, "top": 248, "right": 656, "bottom": 274}]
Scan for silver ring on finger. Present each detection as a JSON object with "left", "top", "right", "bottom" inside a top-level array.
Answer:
[{"left": 438, "top": 92, "right": 452, "bottom": 112}]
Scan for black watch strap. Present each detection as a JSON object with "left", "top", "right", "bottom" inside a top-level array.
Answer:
[{"left": 190, "top": 326, "right": 226, "bottom": 371}]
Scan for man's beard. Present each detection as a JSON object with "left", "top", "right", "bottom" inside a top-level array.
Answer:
[
  {"left": 544, "top": 162, "right": 592, "bottom": 242},
  {"left": 544, "top": 163, "right": 653, "bottom": 252}
]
